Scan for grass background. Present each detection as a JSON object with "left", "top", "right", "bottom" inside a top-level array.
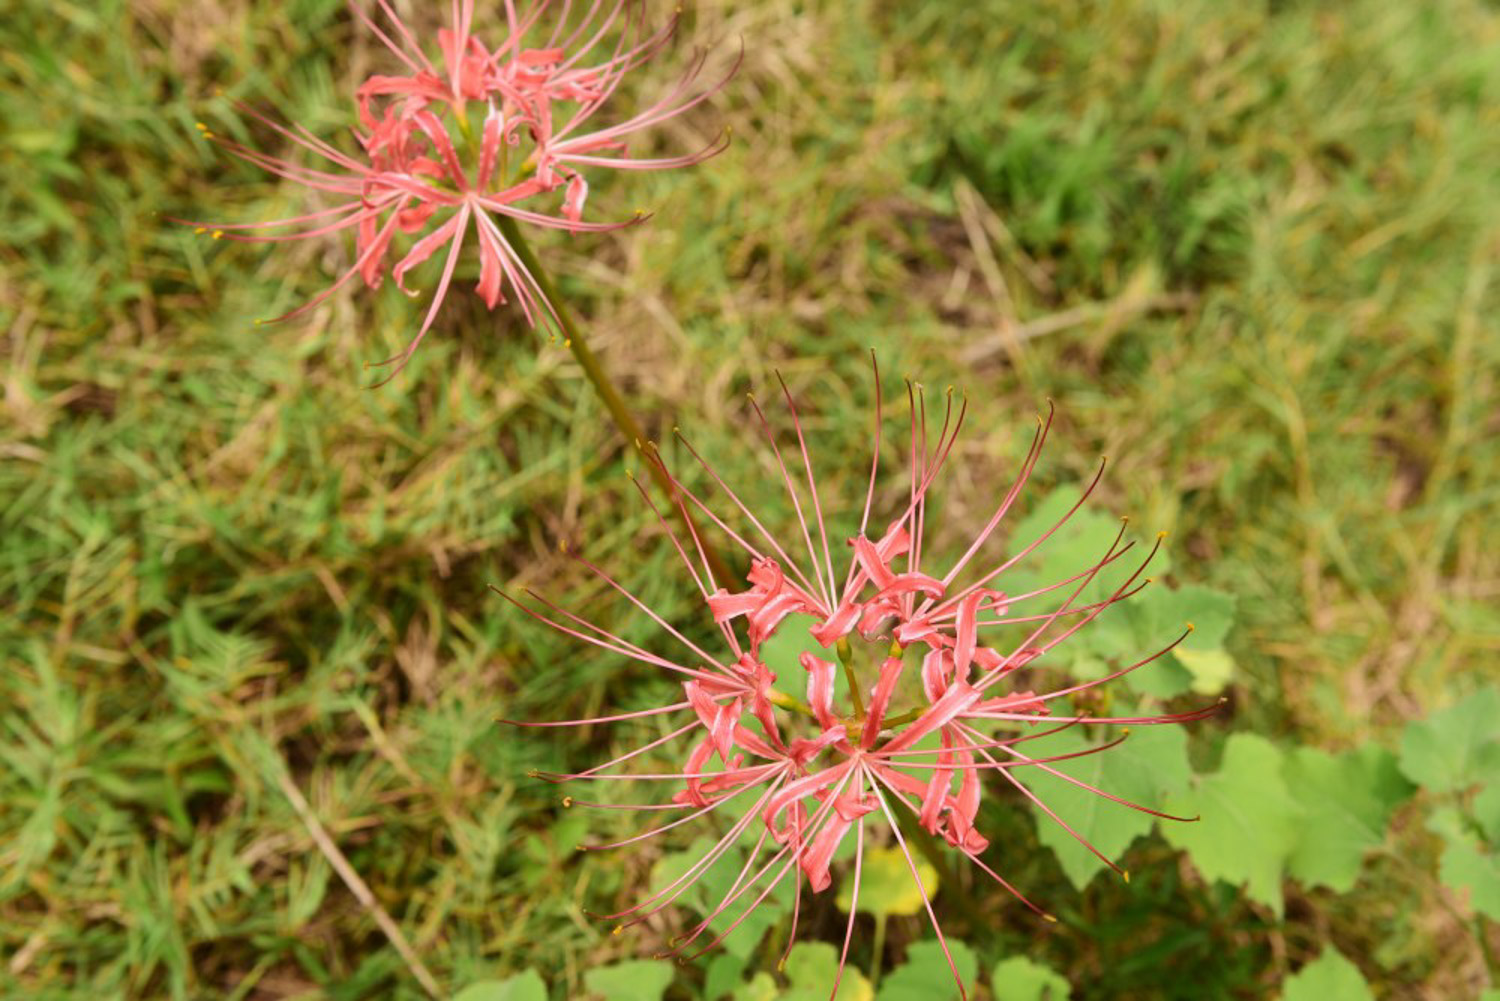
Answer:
[{"left": 2, "top": 0, "right": 1498, "bottom": 997}]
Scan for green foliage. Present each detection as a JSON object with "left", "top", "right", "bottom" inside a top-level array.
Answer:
[
  {"left": 1398, "top": 689, "right": 1500, "bottom": 793},
  {"left": 876, "top": 940, "right": 978, "bottom": 1001},
  {"left": 836, "top": 846, "right": 939, "bottom": 918},
  {"left": 1007, "top": 487, "right": 1240, "bottom": 699},
  {"left": 1280, "top": 950, "right": 1373, "bottom": 1001},
  {"left": 583, "top": 960, "right": 674, "bottom": 1001},
  {"left": 1428, "top": 808, "right": 1500, "bottom": 921},
  {"left": 781, "top": 943, "right": 874, "bottom": 1001},
  {"left": 1284, "top": 746, "right": 1415, "bottom": 892},
  {"left": 1024, "top": 715, "right": 1191, "bottom": 888},
  {"left": 990, "top": 956, "right": 1072, "bottom": 1001},
  {"left": 453, "top": 971, "right": 548, "bottom": 1001},
  {"left": 1164, "top": 734, "right": 1303, "bottom": 916},
  {"left": 704, "top": 955, "right": 748, "bottom": 1001},
  {"left": 732, "top": 974, "right": 778, "bottom": 1001}
]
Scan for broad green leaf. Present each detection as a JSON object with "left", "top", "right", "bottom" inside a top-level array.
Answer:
[
  {"left": 837, "top": 846, "right": 938, "bottom": 918},
  {"left": 877, "top": 939, "right": 978, "bottom": 1001},
  {"left": 1040, "top": 570, "right": 1222, "bottom": 700},
  {"left": 1147, "top": 584, "right": 1238, "bottom": 695},
  {"left": 1398, "top": 688, "right": 1500, "bottom": 793},
  {"left": 1164, "top": 733, "right": 1302, "bottom": 916},
  {"left": 1440, "top": 840, "right": 1500, "bottom": 920},
  {"left": 649, "top": 838, "right": 712, "bottom": 912},
  {"left": 1003, "top": 497, "right": 1235, "bottom": 703},
  {"left": 783, "top": 942, "right": 874, "bottom": 1001},
  {"left": 1008, "top": 488, "right": 1152, "bottom": 600},
  {"left": 704, "top": 954, "right": 747, "bottom": 1001},
  {"left": 1024, "top": 721, "right": 1191, "bottom": 889},
  {"left": 991, "top": 956, "right": 1072, "bottom": 1000},
  {"left": 453, "top": 972, "right": 547, "bottom": 1001},
  {"left": 1124, "top": 654, "right": 1195, "bottom": 700},
  {"left": 732, "top": 973, "right": 778, "bottom": 1001},
  {"left": 1281, "top": 950, "right": 1372, "bottom": 1001},
  {"left": 1164, "top": 585, "right": 1237, "bottom": 650},
  {"left": 1170, "top": 647, "right": 1235, "bottom": 696},
  {"left": 1429, "top": 807, "right": 1500, "bottom": 920},
  {"left": 1285, "top": 745, "right": 1415, "bottom": 892},
  {"left": 583, "top": 960, "right": 673, "bottom": 1001},
  {"left": 1474, "top": 782, "right": 1500, "bottom": 842}
]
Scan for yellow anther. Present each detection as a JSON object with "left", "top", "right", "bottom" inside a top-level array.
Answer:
[
  {"left": 1121, "top": 515, "right": 1130, "bottom": 524},
  {"left": 1121, "top": 727, "right": 1132, "bottom": 736},
  {"left": 1186, "top": 622, "right": 1196, "bottom": 632},
  {"left": 612, "top": 925, "right": 624, "bottom": 936},
  {"left": 194, "top": 226, "right": 206, "bottom": 234},
  {"left": 1043, "top": 913, "right": 1059, "bottom": 923},
  {"left": 211, "top": 230, "right": 224, "bottom": 240},
  {"left": 561, "top": 796, "right": 573, "bottom": 808},
  {"left": 195, "top": 121, "right": 208, "bottom": 130},
  {"left": 1123, "top": 870, "right": 1132, "bottom": 884},
  {"left": 1157, "top": 530, "right": 1168, "bottom": 539},
  {"left": 562, "top": 338, "right": 571, "bottom": 347}
]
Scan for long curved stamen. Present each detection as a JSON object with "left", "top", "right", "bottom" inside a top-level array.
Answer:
[{"left": 870, "top": 776, "right": 969, "bottom": 1000}]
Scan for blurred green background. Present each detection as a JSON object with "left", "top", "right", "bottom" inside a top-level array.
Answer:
[{"left": 2, "top": 0, "right": 1498, "bottom": 998}]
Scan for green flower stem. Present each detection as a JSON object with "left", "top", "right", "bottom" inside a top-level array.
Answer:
[
  {"left": 767, "top": 689, "right": 817, "bottom": 720},
  {"left": 496, "top": 215, "right": 734, "bottom": 588},
  {"left": 837, "top": 636, "right": 865, "bottom": 719}
]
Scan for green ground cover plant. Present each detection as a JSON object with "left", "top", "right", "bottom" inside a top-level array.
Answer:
[{"left": 2, "top": 0, "right": 1498, "bottom": 998}]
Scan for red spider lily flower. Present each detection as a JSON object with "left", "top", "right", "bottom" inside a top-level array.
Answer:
[
  {"left": 183, "top": 0, "right": 735, "bottom": 373},
  {"left": 501, "top": 361, "right": 1218, "bottom": 998}
]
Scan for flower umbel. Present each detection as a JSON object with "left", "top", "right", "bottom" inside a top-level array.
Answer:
[
  {"left": 503, "top": 361, "right": 1217, "bottom": 997},
  {"left": 187, "top": 0, "right": 734, "bottom": 371}
]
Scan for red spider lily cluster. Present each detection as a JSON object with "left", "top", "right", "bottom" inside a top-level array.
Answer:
[
  {"left": 503, "top": 364, "right": 1217, "bottom": 997},
  {"left": 187, "top": 0, "right": 733, "bottom": 370}
]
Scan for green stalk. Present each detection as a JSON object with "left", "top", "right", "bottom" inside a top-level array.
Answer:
[
  {"left": 495, "top": 215, "right": 734, "bottom": 587},
  {"left": 870, "top": 911, "right": 888, "bottom": 990},
  {"left": 837, "top": 636, "right": 865, "bottom": 720}
]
